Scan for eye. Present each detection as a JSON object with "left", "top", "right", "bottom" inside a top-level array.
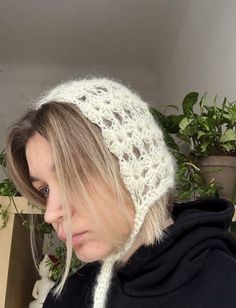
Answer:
[{"left": 39, "top": 186, "right": 50, "bottom": 198}]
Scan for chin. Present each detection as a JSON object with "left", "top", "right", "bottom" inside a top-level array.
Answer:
[{"left": 73, "top": 241, "right": 114, "bottom": 263}]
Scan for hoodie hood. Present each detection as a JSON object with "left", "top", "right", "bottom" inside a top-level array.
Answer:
[{"left": 117, "top": 198, "right": 236, "bottom": 296}]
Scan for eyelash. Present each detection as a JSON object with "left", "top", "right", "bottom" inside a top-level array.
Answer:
[{"left": 39, "top": 186, "right": 50, "bottom": 198}]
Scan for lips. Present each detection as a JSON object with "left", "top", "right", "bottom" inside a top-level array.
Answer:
[
  {"left": 71, "top": 232, "right": 86, "bottom": 246},
  {"left": 58, "top": 232, "right": 86, "bottom": 245}
]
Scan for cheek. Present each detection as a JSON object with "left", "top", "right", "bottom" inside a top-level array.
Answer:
[{"left": 73, "top": 237, "right": 115, "bottom": 263}]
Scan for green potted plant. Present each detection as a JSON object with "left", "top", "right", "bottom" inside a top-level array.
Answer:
[
  {"left": 150, "top": 91, "right": 236, "bottom": 202},
  {"left": 173, "top": 92, "right": 236, "bottom": 202},
  {"left": 149, "top": 104, "right": 220, "bottom": 202}
]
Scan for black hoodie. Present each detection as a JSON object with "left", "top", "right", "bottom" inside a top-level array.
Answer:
[{"left": 43, "top": 198, "right": 236, "bottom": 308}]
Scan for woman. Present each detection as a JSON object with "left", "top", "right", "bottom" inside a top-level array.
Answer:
[{"left": 6, "top": 78, "right": 236, "bottom": 308}]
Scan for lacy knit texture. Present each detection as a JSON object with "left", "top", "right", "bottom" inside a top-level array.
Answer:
[{"left": 36, "top": 78, "right": 176, "bottom": 308}]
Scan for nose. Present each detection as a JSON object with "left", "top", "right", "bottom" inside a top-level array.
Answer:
[{"left": 44, "top": 194, "right": 64, "bottom": 224}]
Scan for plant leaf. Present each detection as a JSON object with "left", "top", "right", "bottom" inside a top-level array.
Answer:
[
  {"left": 182, "top": 92, "right": 199, "bottom": 117},
  {"left": 0, "top": 150, "right": 6, "bottom": 167},
  {"left": 221, "top": 143, "right": 235, "bottom": 152},
  {"left": 179, "top": 117, "right": 194, "bottom": 131},
  {"left": 220, "top": 129, "right": 236, "bottom": 143},
  {"left": 166, "top": 114, "right": 184, "bottom": 134},
  {"left": 197, "top": 131, "right": 206, "bottom": 139}
]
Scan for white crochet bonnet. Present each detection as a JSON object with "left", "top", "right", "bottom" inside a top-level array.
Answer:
[{"left": 36, "top": 78, "right": 176, "bottom": 308}]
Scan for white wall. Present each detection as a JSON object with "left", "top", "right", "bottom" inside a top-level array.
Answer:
[
  {"left": 0, "top": 63, "right": 161, "bottom": 146},
  {"left": 0, "top": 63, "right": 160, "bottom": 181},
  {"left": 0, "top": 74, "right": 44, "bottom": 179},
  {"left": 3, "top": 0, "right": 236, "bottom": 178},
  {"left": 0, "top": 0, "right": 190, "bottom": 151},
  {"left": 157, "top": 0, "right": 236, "bottom": 108}
]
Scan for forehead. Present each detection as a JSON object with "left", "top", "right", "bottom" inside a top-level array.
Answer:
[{"left": 25, "top": 133, "right": 53, "bottom": 174}]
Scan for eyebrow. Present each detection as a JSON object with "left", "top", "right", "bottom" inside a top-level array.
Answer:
[
  {"left": 30, "top": 175, "right": 40, "bottom": 182},
  {"left": 29, "top": 163, "right": 55, "bottom": 183}
]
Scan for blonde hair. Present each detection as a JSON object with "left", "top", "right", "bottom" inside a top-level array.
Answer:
[{"left": 6, "top": 102, "right": 173, "bottom": 295}]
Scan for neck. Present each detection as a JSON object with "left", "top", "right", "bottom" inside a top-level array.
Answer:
[
  {"left": 118, "top": 216, "right": 174, "bottom": 268},
  {"left": 117, "top": 234, "right": 144, "bottom": 268}
]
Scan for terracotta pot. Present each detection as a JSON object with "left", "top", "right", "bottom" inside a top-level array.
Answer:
[{"left": 198, "top": 155, "right": 236, "bottom": 201}]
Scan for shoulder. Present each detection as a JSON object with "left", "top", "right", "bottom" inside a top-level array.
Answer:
[
  {"left": 191, "top": 249, "right": 236, "bottom": 307},
  {"left": 43, "top": 262, "right": 101, "bottom": 308},
  {"left": 206, "top": 249, "right": 236, "bottom": 283}
]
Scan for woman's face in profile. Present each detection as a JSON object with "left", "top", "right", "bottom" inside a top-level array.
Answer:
[{"left": 25, "top": 132, "right": 133, "bottom": 263}]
